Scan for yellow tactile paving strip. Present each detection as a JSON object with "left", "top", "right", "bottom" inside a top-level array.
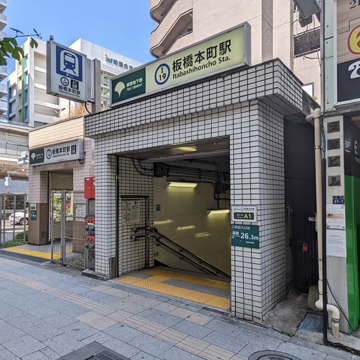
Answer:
[
  {"left": 145, "top": 268, "right": 230, "bottom": 290},
  {"left": 116, "top": 269, "right": 230, "bottom": 310},
  {"left": 0, "top": 265, "right": 247, "bottom": 360},
  {"left": 4, "top": 247, "right": 72, "bottom": 260}
]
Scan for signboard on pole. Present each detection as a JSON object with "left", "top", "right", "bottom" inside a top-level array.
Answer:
[
  {"left": 46, "top": 41, "right": 93, "bottom": 103},
  {"left": 29, "top": 139, "right": 83, "bottom": 166},
  {"left": 111, "top": 23, "right": 251, "bottom": 106}
]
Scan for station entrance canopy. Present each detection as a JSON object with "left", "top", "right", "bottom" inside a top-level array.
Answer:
[{"left": 110, "top": 24, "right": 251, "bottom": 106}]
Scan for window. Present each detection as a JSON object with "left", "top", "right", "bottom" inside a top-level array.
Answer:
[{"left": 294, "top": 28, "right": 320, "bottom": 57}]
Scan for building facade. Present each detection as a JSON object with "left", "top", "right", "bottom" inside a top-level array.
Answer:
[
  {"left": 84, "top": 48, "right": 317, "bottom": 323},
  {"left": 0, "top": 122, "right": 28, "bottom": 180},
  {"left": 0, "top": 0, "right": 7, "bottom": 119},
  {"left": 149, "top": 0, "right": 321, "bottom": 101},
  {"left": 7, "top": 38, "right": 142, "bottom": 128},
  {"left": 28, "top": 115, "right": 93, "bottom": 246}
]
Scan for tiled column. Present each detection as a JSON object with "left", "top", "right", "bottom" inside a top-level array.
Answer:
[
  {"left": 72, "top": 138, "right": 94, "bottom": 252},
  {"left": 28, "top": 168, "right": 48, "bottom": 245},
  {"left": 230, "top": 101, "right": 286, "bottom": 322},
  {"left": 118, "top": 158, "right": 154, "bottom": 275},
  {"left": 94, "top": 153, "right": 117, "bottom": 278}
]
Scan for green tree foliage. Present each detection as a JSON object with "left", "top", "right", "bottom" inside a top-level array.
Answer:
[{"left": 0, "top": 28, "right": 40, "bottom": 65}]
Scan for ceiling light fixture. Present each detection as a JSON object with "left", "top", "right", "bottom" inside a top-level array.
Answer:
[
  {"left": 167, "top": 181, "right": 197, "bottom": 188},
  {"left": 207, "top": 209, "right": 230, "bottom": 215}
]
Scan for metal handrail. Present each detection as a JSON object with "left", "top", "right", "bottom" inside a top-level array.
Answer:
[{"left": 135, "top": 226, "right": 230, "bottom": 278}]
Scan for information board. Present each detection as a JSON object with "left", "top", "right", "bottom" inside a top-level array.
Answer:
[{"left": 231, "top": 224, "right": 259, "bottom": 249}]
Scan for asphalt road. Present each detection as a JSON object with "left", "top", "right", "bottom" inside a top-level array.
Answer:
[{"left": 0, "top": 220, "right": 27, "bottom": 243}]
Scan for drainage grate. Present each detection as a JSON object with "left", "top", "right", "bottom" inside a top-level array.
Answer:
[
  {"left": 298, "top": 313, "right": 323, "bottom": 332},
  {"left": 57, "top": 342, "right": 129, "bottom": 360},
  {"left": 90, "top": 350, "right": 128, "bottom": 360},
  {"left": 249, "top": 350, "right": 301, "bottom": 360}
]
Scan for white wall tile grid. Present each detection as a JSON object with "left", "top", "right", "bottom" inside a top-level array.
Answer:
[
  {"left": 85, "top": 60, "right": 302, "bottom": 139},
  {"left": 85, "top": 59, "right": 303, "bottom": 322},
  {"left": 118, "top": 157, "right": 154, "bottom": 274}
]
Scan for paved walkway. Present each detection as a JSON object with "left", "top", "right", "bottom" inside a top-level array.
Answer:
[
  {"left": 117, "top": 267, "right": 231, "bottom": 310},
  {"left": 0, "top": 253, "right": 358, "bottom": 360}
]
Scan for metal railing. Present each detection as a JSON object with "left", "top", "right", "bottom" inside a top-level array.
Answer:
[
  {"left": 0, "top": 193, "right": 27, "bottom": 247},
  {"left": 133, "top": 226, "right": 230, "bottom": 278}
]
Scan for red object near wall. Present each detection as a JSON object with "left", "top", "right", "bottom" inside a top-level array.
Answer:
[
  {"left": 86, "top": 235, "right": 95, "bottom": 242},
  {"left": 84, "top": 177, "right": 95, "bottom": 199}
]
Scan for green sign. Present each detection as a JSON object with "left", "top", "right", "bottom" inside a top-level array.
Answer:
[
  {"left": 111, "top": 23, "right": 250, "bottom": 106},
  {"left": 31, "top": 210, "right": 37, "bottom": 220},
  {"left": 231, "top": 224, "right": 259, "bottom": 249},
  {"left": 112, "top": 68, "right": 146, "bottom": 103}
]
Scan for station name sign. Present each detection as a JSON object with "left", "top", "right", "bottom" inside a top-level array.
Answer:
[
  {"left": 46, "top": 41, "right": 93, "bottom": 103},
  {"left": 111, "top": 23, "right": 251, "bottom": 106},
  {"left": 29, "top": 139, "right": 83, "bottom": 166}
]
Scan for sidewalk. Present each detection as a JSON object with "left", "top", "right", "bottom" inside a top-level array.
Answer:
[{"left": 0, "top": 252, "right": 358, "bottom": 360}]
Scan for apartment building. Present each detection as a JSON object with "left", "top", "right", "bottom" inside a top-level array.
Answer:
[
  {"left": 0, "top": 0, "right": 7, "bottom": 119},
  {"left": 149, "top": 0, "right": 320, "bottom": 100},
  {"left": 7, "top": 38, "right": 142, "bottom": 127}
]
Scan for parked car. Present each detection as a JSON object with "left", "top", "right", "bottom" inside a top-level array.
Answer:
[{"left": 9, "top": 211, "right": 29, "bottom": 225}]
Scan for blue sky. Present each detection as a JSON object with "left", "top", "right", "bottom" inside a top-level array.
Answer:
[{"left": 6, "top": 0, "right": 156, "bottom": 74}]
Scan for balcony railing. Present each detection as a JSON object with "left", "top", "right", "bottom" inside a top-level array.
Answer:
[
  {"left": 0, "top": 82, "right": 6, "bottom": 98},
  {"left": 0, "top": 0, "right": 6, "bottom": 14},
  {"left": 0, "top": 13, "right": 7, "bottom": 31},
  {"left": 150, "top": 0, "right": 178, "bottom": 23},
  {"left": 150, "top": 0, "right": 193, "bottom": 58},
  {"left": 0, "top": 99, "right": 7, "bottom": 114},
  {"left": 0, "top": 66, "right": 6, "bottom": 82}
]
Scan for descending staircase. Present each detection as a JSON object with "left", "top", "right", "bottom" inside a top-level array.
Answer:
[{"left": 133, "top": 226, "right": 230, "bottom": 278}]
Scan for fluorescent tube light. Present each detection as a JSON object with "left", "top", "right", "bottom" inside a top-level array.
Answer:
[
  {"left": 207, "top": 209, "right": 230, "bottom": 215},
  {"left": 167, "top": 182, "right": 197, "bottom": 188}
]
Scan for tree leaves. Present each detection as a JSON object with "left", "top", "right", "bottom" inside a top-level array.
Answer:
[
  {"left": 29, "top": 37, "right": 38, "bottom": 49},
  {"left": 0, "top": 35, "right": 38, "bottom": 65}
]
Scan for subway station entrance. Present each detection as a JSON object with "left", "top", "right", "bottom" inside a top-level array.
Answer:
[{"left": 85, "top": 58, "right": 317, "bottom": 322}]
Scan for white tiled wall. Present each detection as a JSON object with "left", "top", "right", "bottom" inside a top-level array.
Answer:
[{"left": 86, "top": 59, "right": 303, "bottom": 321}]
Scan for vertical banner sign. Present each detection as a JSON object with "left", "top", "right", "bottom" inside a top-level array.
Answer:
[
  {"left": 111, "top": 23, "right": 251, "bottom": 106},
  {"left": 337, "top": 1, "right": 360, "bottom": 103},
  {"left": 47, "top": 41, "right": 88, "bottom": 102},
  {"left": 344, "top": 119, "right": 360, "bottom": 179}
]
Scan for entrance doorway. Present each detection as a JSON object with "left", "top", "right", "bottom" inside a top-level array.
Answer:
[
  {"left": 116, "top": 138, "right": 231, "bottom": 282},
  {"left": 50, "top": 190, "right": 73, "bottom": 264}
]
